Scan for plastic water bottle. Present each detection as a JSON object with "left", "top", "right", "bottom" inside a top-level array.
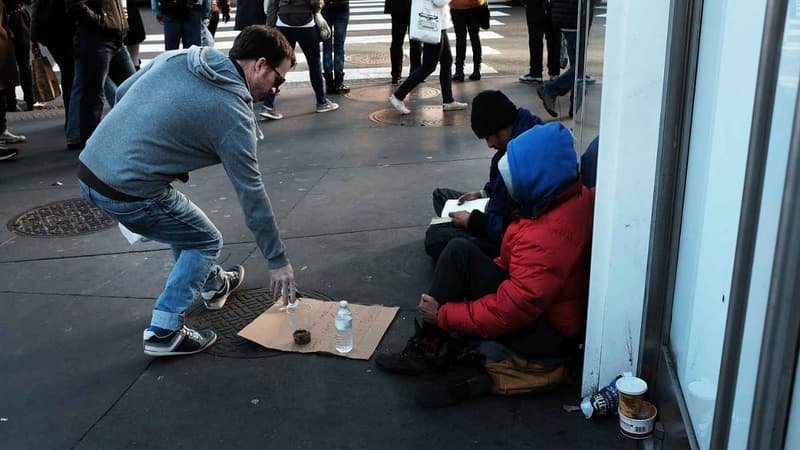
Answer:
[{"left": 334, "top": 300, "right": 353, "bottom": 353}]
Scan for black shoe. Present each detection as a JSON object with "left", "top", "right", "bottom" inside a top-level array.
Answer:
[
  {"left": 201, "top": 265, "right": 244, "bottom": 310},
  {"left": 334, "top": 73, "right": 350, "bottom": 94},
  {"left": 375, "top": 323, "right": 449, "bottom": 375},
  {"left": 0, "top": 147, "right": 18, "bottom": 161},
  {"left": 537, "top": 85, "right": 559, "bottom": 118},
  {"left": 67, "top": 142, "right": 85, "bottom": 151},
  {"left": 468, "top": 72, "right": 481, "bottom": 81},
  {"left": 324, "top": 73, "right": 335, "bottom": 95},
  {"left": 452, "top": 72, "right": 465, "bottom": 82},
  {"left": 415, "top": 371, "right": 492, "bottom": 408},
  {"left": 391, "top": 76, "right": 400, "bottom": 85},
  {"left": 143, "top": 325, "right": 217, "bottom": 356}
]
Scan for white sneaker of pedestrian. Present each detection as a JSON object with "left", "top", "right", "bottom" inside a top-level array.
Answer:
[
  {"left": 316, "top": 100, "right": 339, "bottom": 113},
  {"left": 442, "top": 101, "right": 468, "bottom": 112},
  {"left": 259, "top": 107, "right": 283, "bottom": 120},
  {"left": 0, "top": 129, "right": 26, "bottom": 144},
  {"left": 389, "top": 94, "right": 410, "bottom": 114}
]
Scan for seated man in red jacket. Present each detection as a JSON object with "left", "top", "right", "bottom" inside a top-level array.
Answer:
[{"left": 376, "top": 122, "right": 594, "bottom": 396}]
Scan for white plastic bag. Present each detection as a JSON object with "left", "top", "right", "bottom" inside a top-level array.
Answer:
[{"left": 410, "top": 0, "right": 442, "bottom": 44}]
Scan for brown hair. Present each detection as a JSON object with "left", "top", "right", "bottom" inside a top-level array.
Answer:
[{"left": 229, "top": 25, "right": 297, "bottom": 68}]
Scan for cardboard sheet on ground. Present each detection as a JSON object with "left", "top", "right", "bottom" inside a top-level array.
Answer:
[{"left": 238, "top": 298, "right": 399, "bottom": 360}]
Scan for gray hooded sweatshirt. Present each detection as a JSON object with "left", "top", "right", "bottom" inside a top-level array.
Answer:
[{"left": 79, "top": 47, "right": 287, "bottom": 269}]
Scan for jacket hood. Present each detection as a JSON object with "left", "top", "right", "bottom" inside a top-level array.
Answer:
[
  {"left": 186, "top": 46, "right": 253, "bottom": 102},
  {"left": 497, "top": 122, "right": 578, "bottom": 217}
]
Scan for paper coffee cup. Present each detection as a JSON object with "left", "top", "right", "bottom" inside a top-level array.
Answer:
[{"left": 616, "top": 374, "right": 648, "bottom": 418}]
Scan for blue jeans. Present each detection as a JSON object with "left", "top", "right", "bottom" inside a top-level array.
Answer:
[
  {"left": 321, "top": 9, "right": 349, "bottom": 75},
  {"left": 80, "top": 182, "right": 226, "bottom": 331},
  {"left": 277, "top": 26, "right": 327, "bottom": 105},
  {"left": 394, "top": 30, "right": 453, "bottom": 103},
  {"left": 164, "top": 10, "right": 202, "bottom": 50},
  {"left": 66, "top": 64, "right": 117, "bottom": 145},
  {"left": 73, "top": 31, "right": 135, "bottom": 142},
  {"left": 543, "top": 30, "right": 577, "bottom": 98}
]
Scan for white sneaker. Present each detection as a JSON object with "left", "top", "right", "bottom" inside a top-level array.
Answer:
[
  {"left": 259, "top": 107, "right": 283, "bottom": 120},
  {"left": 0, "top": 129, "right": 26, "bottom": 144},
  {"left": 316, "top": 100, "right": 339, "bottom": 113},
  {"left": 442, "top": 101, "right": 468, "bottom": 112},
  {"left": 389, "top": 94, "right": 411, "bottom": 115}
]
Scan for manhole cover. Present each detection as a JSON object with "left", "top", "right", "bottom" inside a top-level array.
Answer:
[
  {"left": 185, "top": 287, "right": 337, "bottom": 358},
  {"left": 369, "top": 105, "right": 469, "bottom": 127},
  {"left": 345, "top": 85, "right": 440, "bottom": 102},
  {"left": 9, "top": 198, "right": 116, "bottom": 237},
  {"left": 344, "top": 52, "right": 392, "bottom": 66}
]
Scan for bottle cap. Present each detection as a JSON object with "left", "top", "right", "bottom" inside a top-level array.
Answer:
[
  {"left": 339, "top": 300, "right": 348, "bottom": 308},
  {"left": 580, "top": 397, "right": 594, "bottom": 418}
]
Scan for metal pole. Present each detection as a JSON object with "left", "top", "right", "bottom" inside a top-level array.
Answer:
[
  {"left": 747, "top": 78, "right": 800, "bottom": 450},
  {"left": 708, "top": 0, "right": 789, "bottom": 448}
]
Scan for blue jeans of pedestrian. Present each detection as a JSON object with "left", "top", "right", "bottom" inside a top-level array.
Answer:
[
  {"left": 79, "top": 182, "right": 226, "bottom": 331},
  {"left": 164, "top": 10, "right": 202, "bottom": 50},
  {"left": 543, "top": 30, "right": 577, "bottom": 97},
  {"left": 66, "top": 64, "right": 117, "bottom": 145},
  {"left": 321, "top": 9, "right": 349, "bottom": 75},
  {"left": 277, "top": 26, "right": 327, "bottom": 104},
  {"left": 394, "top": 31, "right": 454, "bottom": 103},
  {"left": 73, "top": 31, "right": 135, "bottom": 142}
]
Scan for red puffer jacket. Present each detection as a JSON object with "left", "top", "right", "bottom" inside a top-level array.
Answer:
[{"left": 437, "top": 180, "right": 594, "bottom": 339}]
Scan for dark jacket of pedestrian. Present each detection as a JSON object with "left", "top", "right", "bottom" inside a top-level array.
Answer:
[
  {"left": 0, "top": 0, "right": 20, "bottom": 91},
  {"left": 266, "top": 0, "right": 322, "bottom": 27},
  {"left": 31, "top": 0, "right": 73, "bottom": 46},
  {"left": 437, "top": 123, "right": 594, "bottom": 341},
  {"left": 469, "top": 107, "right": 544, "bottom": 246},
  {"left": 549, "top": 0, "right": 577, "bottom": 29},
  {"left": 67, "top": 0, "right": 128, "bottom": 44},
  {"left": 234, "top": 0, "right": 265, "bottom": 29},
  {"left": 124, "top": 0, "right": 145, "bottom": 45},
  {"left": 323, "top": 0, "right": 347, "bottom": 13},
  {"left": 383, "top": 0, "right": 410, "bottom": 16}
]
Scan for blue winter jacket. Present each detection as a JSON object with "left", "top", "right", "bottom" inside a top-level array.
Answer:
[{"left": 468, "top": 108, "right": 544, "bottom": 246}]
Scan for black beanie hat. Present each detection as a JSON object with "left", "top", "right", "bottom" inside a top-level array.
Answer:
[{"left": 471, "top": 90, "right": 518, "bottom": 139}]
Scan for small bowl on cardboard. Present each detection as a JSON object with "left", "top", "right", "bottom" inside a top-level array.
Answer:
[{"left": 619, "top": 401, "right": 657, "bottom": 440}]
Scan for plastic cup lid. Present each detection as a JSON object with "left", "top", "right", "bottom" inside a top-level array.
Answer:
[{"left": 616, "top": 375, "right": 648, "bottom": 395}]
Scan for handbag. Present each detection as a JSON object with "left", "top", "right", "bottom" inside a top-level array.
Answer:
[
  {"left": 314, "top": 12, "right": 332, "bottom": 41},
  {"left": 31, "top": 44, "right": 61, "bottom": 104},
  {"left": 479, "top": 1, "right": 490, "bottom": 30},
  {"left": 409, "top": 0, "right": 442, "bottom": 44}
]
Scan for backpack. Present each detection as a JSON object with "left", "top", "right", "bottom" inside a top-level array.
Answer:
[{"left": 159, "top": 0, "right": 196, "bottom": 17}]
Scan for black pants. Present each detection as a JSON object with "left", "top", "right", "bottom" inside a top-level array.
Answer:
[
  {"left": 451, "top": 7, "right": 481, "bottom": 75},
  {"left": 389, "top": 12, "right": 421, "bottom": 79},
  {"left": 208, "top": 10, "right": 220, "bottom": 36},
  {"left": 43, "top": 38, "right": 74, "bottom": 127},
  {"left": 6, "top": 7, "right": 33, "bottom": 109},
  {"left": 430, "top": 238, "right": 573, "bottom": 358},
  {"left": 0, "top": 89, "right": 7, "bottom": 132},
  {"left": 525, "top": 5, "right": 560, "bottom": 78}
]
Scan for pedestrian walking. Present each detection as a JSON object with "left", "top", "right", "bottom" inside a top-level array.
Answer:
[
  {"left": 4, "top": 0, "right": 34, "bottom": 111},
  {"left": 78, "top": 25, "right": 299, "bottom": 357},
  {"left": 207, "top": 0, "right": 230, "bottom": 36},
  {"left": 31, "top": 0, "right": 75, "bottom": 130},
  {"left": 125, "top": 0, "right": 146, "bottom": 69},
  {"left": 0, "top": 0, "right": 26, "bottom": 150},
  {"left": 267, "top": 0, "right": 339, "bottom": 113},
  {"left": 384, "top": 0, "right": 420, "bottom": 84},
  {"left": 450, "top": 0, "right": 484, "bottom": 82},
  {"left": 152, "top": 0, "right": 211, "bottom": 50},
  {"left": 321, "top": 0, "right": 350, "bottom": 94},
  {"left": 388, "top": 0, "right": 467, "bottom": 115},
  {"left": 519, "top": 0, "right": 560, "bottom": 83}
]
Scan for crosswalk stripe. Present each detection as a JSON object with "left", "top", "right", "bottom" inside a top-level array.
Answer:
[{"left": 282, "top": 62, "right": 498, "bottom": 83}]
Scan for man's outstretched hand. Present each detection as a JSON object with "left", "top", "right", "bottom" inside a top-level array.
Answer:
[{"left": 270, "top": 263, "right": 296, "bottom": 305}]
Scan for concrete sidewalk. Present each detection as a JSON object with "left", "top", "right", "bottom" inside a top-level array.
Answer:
[{"left": 0, "top": 75, "right": 630, "bottom": 450}]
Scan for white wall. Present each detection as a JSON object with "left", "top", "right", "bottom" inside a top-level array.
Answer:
[{"left": 581, "top": 0, "right": 671, "bottom": 395}]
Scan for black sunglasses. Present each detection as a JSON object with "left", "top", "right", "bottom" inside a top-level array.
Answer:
[{"left": 266, "top": 62, "right": 285, "bottom": 92}]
